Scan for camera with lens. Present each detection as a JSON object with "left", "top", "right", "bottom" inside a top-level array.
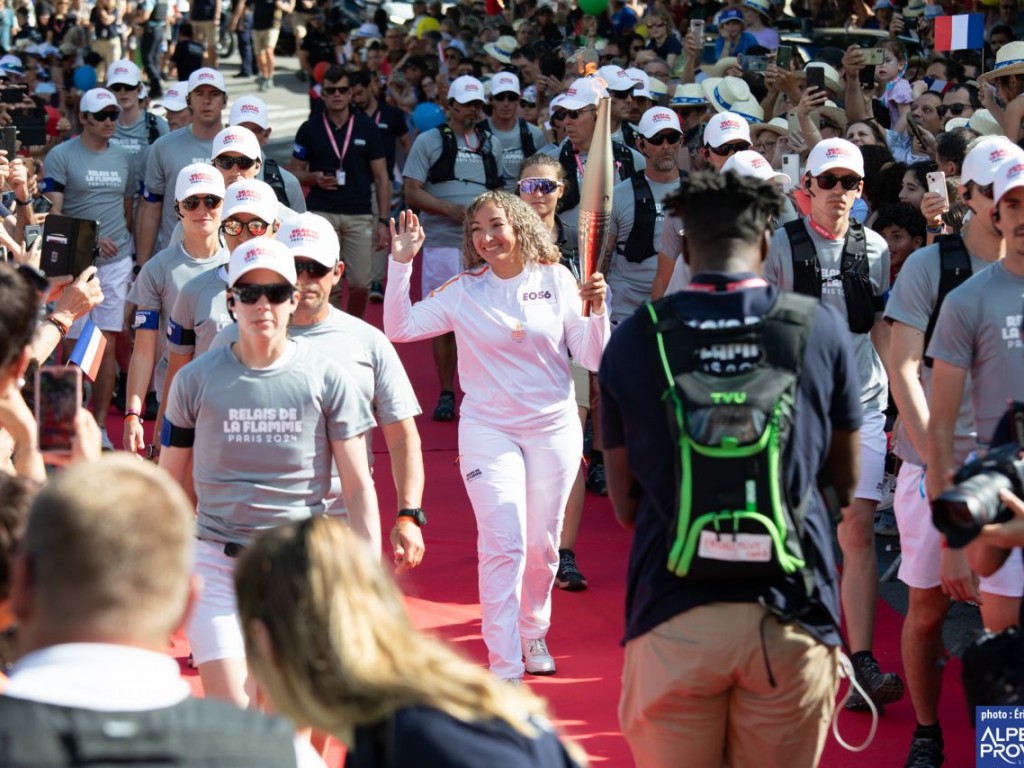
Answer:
[{"left": 931, "top": 443, "right": 1024, "bottom": 549}]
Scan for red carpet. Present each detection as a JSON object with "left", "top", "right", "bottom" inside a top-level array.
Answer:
[{"left": 122, "top": 278, "right": 976, "bottom": 766}]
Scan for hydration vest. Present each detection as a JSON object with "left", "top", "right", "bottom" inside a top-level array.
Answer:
[
  {"left": 786, "top": 219, "right": 879, "bottom": 334},
  {"left": 262, "top": 157, "right": 290, "bottom": 207},
  {"left": 622, "top": 171, "right": 685, "bottom": 264},
  {"left": 555, "top": 216, "right": 580, "bottom": 280},
  {"left": 426, "top": 124, "right": 503, "bottom": 190},
  {"left": 557, "top": 139, "right": 637, "bottom": 212},
  {"left": 0, "top": 695, "right": 298, "bottom": 766},
  {"left": 145, "top": 112, "right": 160, "bottom": 145},
  {"left": 477, "top": 117, "right": 538, "bottom": 159},
  {"left": 643, "top": 291, "right": 818, "bottom": 592},
  {"left": 922, "top": 234, "right": 972, "bottom": 367}
]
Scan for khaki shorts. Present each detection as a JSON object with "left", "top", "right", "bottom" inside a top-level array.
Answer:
[
  {"left": 290, "top": 10, "right": 314, "bottom": 39},
  {"left": 315, "top": 210, "right": 374, "bottom": 291},
  {"left": 253, "top": 26, "right": 280, "bottom": 53},
  {"left": 192, "top": 19, "right": 218, "bottom": 47}
]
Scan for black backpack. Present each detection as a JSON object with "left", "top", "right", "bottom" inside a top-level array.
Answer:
[
  {"left": 426, "top": 124, "right": 503, "bottom": 190},
  {"left": 262, "top": 157, "right": 291, "bottom": 207},
  {"left": 145, "top": 111, "right": 160, "bottom": 145},
  {"left": 557, "top": 139, "right": 637, "bottom": 212},
  {"left": 477, "top": 117, "right": 538, "bottom": 159},
  {"left": 622, "top": 170, "right": 686, "bottom": 264},
  {"left": 786, "top": 219, "right": 879, "bottom": 334},
  {"left": 922, "top": 234, "right": 972, "bottom": 367}
]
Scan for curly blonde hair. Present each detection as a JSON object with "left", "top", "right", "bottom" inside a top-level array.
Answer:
[
  {"left": 235, "top": 518, "right": 588, "bottom": 764},
  {"left": 461, "top": 190, "right": 561, "bottom": 271}
]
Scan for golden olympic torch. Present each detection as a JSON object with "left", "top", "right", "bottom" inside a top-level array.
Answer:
[{"left": 577, "top": 94, "right": 613, "bottom": 317}]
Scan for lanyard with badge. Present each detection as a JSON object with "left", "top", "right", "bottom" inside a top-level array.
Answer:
[{"left": 323, "top": 113, "right": 355, "bottom": 186}]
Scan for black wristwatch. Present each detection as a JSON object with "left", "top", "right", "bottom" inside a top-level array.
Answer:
[
  {"left": 397, "top": 507, "right": 427, "bottom": 527},
  {"left": 377, "top": 217, "right": 388, "bottom": 225}
]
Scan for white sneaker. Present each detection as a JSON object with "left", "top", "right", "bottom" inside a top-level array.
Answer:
[
  {"left": 99, "top": 427, "right": 114, "bottom": 451},
  {"left": 522, "top": 637, "right": 556, "bottom": 676}
]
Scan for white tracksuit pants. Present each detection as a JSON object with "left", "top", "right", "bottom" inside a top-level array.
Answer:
[{"left": 459, "top": 408, "right": 582, "bottom": 679}]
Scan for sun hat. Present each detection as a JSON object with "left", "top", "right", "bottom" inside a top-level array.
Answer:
[{"left": 702, "top": 76, "right": 752, "bottom": 113}]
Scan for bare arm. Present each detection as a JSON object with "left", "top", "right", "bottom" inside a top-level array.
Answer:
[
  {"left": 332, "top": 434, "right": 381, "bottom": 559},
  {"left": 134, "top": 198, "right": 162, "bottom": 265},
  {"left": 605, "top": 446, "right": 638, "bottom": 530},
  {"left": 45, "top": 189, "right": 64, "bottom": 215},
  {"left": 651, "top": 252, "right": 675, "bottom": 300},
  {"left": 826, "top": 428, "right": 860, "bottom": 508},
  {"left": 124, "top": 326, "right": 157, "bottom": 452},
  {"left": 886, "top": 320, "right": 929, "bottom": 459},
  {"left": 925, "top": 359, "right": 967, "bottom": 501},
  {"left": 380, "top": 417, "right": 425, "bottom": 572}
]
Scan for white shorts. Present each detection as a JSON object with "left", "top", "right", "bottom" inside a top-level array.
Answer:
[
  {"left": 421, "top": 246, "right": 462, "bottom": 297},
  {"left": 855, "top": 409, "right": 887, "bottom": 502},
  {"left": 67, "top": 256, "right": 133, "bottom": 337},
  {"left": 894, "top": 462, "right": 1024, "bottom": 596},
  {"left": 186, "top": 539, "right": 246, "bottom": 666}
]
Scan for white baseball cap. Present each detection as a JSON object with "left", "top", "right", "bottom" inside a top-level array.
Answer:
[
  {"left": 638, "top": 107, "right": 681, "bottom": 138},
  {"left": 598, "top": 65, "right": 635, "bottom": 91},
  {"left": 226, "top": 238, "right": 297, "bottom": 287},
  {"left": 962, "top": 137, "right": 1024, "bottom": 187},
  {"left": 625, "top": 68, "right": 653, "bottom": 100},
  {"left": 188, "top": 67, "right": 226, "bottom": 94},
  {"left": 174, "top": 162, "right": 225, "bottom": 201},
  {"left": 560, "top": 77, "right": 604, "bottom": 111},
  {"left": 229, "top": 95, "right": 269, "bottom": 130},
  {"left": 994, "top": 155, "right": 1024, "bottom": 205},
  {"left": 80, "top": 88, "right": 121, "bottom": 113},
  {"left": 277, "top": 212, "right": 341, "bottom": 268},
  {"left": 448, "top": 75, "right": 486, "bottom": 104},
  {"left": 703, "top": 112, "right": 751, "bottom": 148},
  {"left": 490, "top": 71, "right": 520, "bottom": 97},
  {"left": 106, "top": 59, "right": 141, "bottom": 87},
  {"left": 223, "top": 179, "right": 279, "bottom": 224},
  {"left": 154, "top": 81, "right": 188, "bottom": 112},
  {"left": 722, "top": 150, "right": 790, "bottom": 186},
  {"left": 212, "top": 126, "right": 261, "bottom": 160},
  {"left": 805, "top": 138, "right": 865, "bottom": 177}
]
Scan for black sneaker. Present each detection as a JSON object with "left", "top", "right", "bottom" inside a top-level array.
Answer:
[
  {"left": 144, "top": 390, "right": 159, "bottom": 420},
  {"left": 556, "top": 549, "right": 588, "bottom": 591},
  {"left": 369, "top": 280, "right": 384, "bottom": 303},
  {"left": 904, "top": 737, "right": 944, "bottom": 768},
  {"left": 846, "top": 654, "right": 905, "bottom": 711},
  {"left": 586, "top": 462, "right": 607, "bottom": 495},
  {"left": 432, "top": 391, "right": 456, "bottom": 422}
]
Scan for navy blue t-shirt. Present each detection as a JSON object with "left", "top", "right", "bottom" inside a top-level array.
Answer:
[
  {"left": 345, "top": 706, "right": 583, "bottom": 768},
  {"left": 361, "top": 102, "right": 409, "bottom": 179},
  {"left": 293, "top": 109, "right": 384, "bottom": 216},
  {"left": 600, "top": 273, "right": 862, "bottom": 646}
]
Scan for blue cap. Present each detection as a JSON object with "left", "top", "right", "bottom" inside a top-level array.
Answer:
[{"left": 718, "top": 7, "right": 745, "bottom": 24}]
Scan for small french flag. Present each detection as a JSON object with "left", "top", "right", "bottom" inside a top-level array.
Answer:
[
  {"left": 934, "top": 14, "right": 985, "bottom": 52},
  {"left": 68, "top": 318, "right": 106, "bottom": 382}
]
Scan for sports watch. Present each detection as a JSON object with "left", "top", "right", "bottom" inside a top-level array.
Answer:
[{"left": 397, "top": 507, "right": 427, "bottom": 527}]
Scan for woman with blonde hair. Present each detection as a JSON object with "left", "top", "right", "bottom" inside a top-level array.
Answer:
[
  {"left": 383, "top": 193, "right": 609, "bottom": 682},
  {"left": 236, "top": 517, "right": 587, "bottom": 766}
]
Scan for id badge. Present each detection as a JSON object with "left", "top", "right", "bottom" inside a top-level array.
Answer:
[{"left": 335, "top": 170, "right": 346, "bottom": 186}]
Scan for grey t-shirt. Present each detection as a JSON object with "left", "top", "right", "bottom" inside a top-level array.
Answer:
[
  {"left": 540, "top": 138, "right": 647, "bottom": 229},
  {"left": 112, "top": 110, "right": 170, "bottom": 160},
  {"left": 608, "top": 173, "right": 681, "bottom": 323},
  {"left": 43, "top": 137, "right": 136, "bottom": 261},
  {"left": 211, "top": 306, "right": 422, "bottom": 514},
  {"left": 166, "top": 266, "right": 231, "bottom": 358},
  {"left": 765, "top": 219, "right": 890, "bottom": 412},
  {"left": 926, "top": 260, "right": 1024, "bottom": 445},
  {"left": 142, "top": 127, "right": 215, "bottom": 254},
  {"left": 403, "top": 127, "right": 506, "bottom": 248},
  {"left": 128, "top": 242, "right": 229, "bottom": 393},
  {"left": 164, "top": 341, "right": 376, "bottom": 543},
  {"left": 884, "top": 242, "right": 990, "bottom": 466},
  {"left": 486, "top": 118, "right": 549, "bottom": 191}
]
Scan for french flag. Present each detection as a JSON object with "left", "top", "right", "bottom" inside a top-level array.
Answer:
[
  {"left": 68, "top": 318, "right": 106, "bottom": 382},
  {"left": 934, "top": 14, "right": 985, "bottom": 52}
]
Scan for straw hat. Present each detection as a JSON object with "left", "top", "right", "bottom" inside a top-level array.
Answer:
[
  {"left": 804, "top": 62, "right": 844, "bottom": 97},
  {"left": 670, "top": 83, "right": 709, "bottom": 107},
  {"left": 944, "top": 117, "right": 971, "bottom": 131},
  {"left": 979, "top": 41, "right": 1024, "bottom": 84},
  {"left": 731, "top": 97, "right": 764, "bottom": 124},
  {"left": 751, "top": 116, "right": 789, "bottom": 139},
  {"left": 702, "top": 76, "right": 752, "bottom": 113},
  {"left": 903, "top": 0, "right": 926, "bottom": 17},
  {"left": 965, "top": 109, "right": 1003, "bottom": 136},
  {"left": 743, "top": 0, "right": 773, "bottom": 21},
  {"left": 820, "top": 100, "right": 849, "bottom": 131},
  {"left": 700, "top": 56, "right": 740, "bottom": 78}
]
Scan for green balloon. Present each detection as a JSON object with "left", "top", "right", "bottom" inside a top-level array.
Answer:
[{"left": 578, "top": 0, "right": 609, "bottom": 15}]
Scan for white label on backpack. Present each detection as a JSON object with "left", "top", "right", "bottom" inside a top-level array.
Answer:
[{"left": 698, "top": 531, "right": 773, "bottom": 562}]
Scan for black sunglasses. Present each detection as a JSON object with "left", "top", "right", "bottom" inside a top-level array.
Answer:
[
  {"left": 232, "top": 282, "right": 294, "bottom": 304},
  {"left": 520, "top": 99, "right": 536, "bottom": 108},
  {"left": 551, "top": 110, "right": 567, "bottom": 122},
  {"left": 937, "top": 103, "right": 970, "bottom": 117},
  {"left": 964, "top": 182, "right": 993, "bottom": 201},
  {"left": 323, "top": 85, "right": 350, "bottom": 95},
  {"left": 295, "top": 259, "right": 333, "bottom": 278},
  {"left": 180, "top": 195, "right": 222, "bottom": 211},
  {"left": 90, "top": 110, "right": 118, "bottom": 122},
  {"left": 222, "top": 218, "right": 270, "bottom": 236},
  {"left": 562, "top": 107, "right": 596, "bottom": 120},
  {"left": 108, "top": 82, "right": 138, "bottom": 92},
  {"left": 214, "top": 155, "right": 258, "bottom": 170},
  {"left": 708, "top": 141, "right": 751, "bottom": 157},
  {"left": 608, "top": 88, "right": 634, "bottom": 100},
  {"left": 491, "top": 92, "right": 518, "bottom": 102},
  {"left": 645, "top": 132, "right": 682, "bottom": 146},
  {"left": 814, "top": 173, "right": 862, "bottom": 191}
]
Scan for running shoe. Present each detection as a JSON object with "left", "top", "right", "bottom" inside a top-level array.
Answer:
[
  {"left": 432, "top": 391, "right": 456, "bottom": 422},
  {"left": 369, "top": 281, "right": 384, "bottom": 303},
  {"left": 874, "top": 508, "right": 900, "bottom": 537},
  {"left": 522, "top": 637, "right": 556, "bottom": 675},
  {"left": 99, "top": 427, "right": 114, "bottom": 452},
  {"left": 556, "top": 549, "right": 588, "bottom": 591},
  {"left": 586, "top": 461, "right": 607, "bottom": 496},
  {"left": 904, "top": 736, "right": 944, "bottom": 767},
  {"left": 845, "top": 654, "right": 905, "bottom": 711}
]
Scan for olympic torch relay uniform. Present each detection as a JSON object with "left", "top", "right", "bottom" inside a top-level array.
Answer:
[{"left": 384, "top": 258, "right": 610, "bottom": 679}]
